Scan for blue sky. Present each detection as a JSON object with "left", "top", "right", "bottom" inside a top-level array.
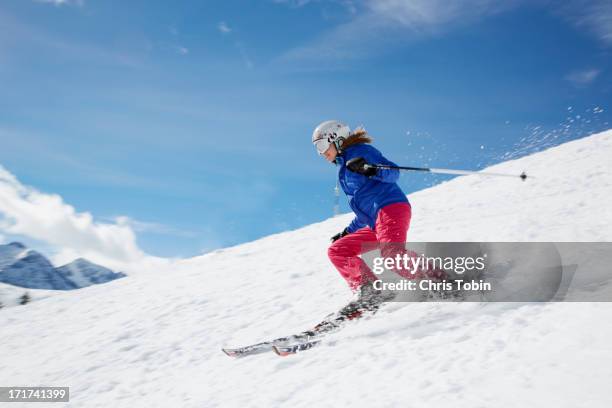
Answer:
[{"left": 0, "top": 0, "right": 611, "bottom": 260}]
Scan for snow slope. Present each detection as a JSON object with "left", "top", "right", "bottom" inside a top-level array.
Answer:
[
  {"left": 0, "top": 282, "right": 58, "bottom": 308},
  {"left": 1, "top": 130, "right": 612, "bottom": 407}
]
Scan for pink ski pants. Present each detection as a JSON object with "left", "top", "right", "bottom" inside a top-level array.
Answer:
[{"left": 328, "top": 202, "right": 444, "bottom": 290}]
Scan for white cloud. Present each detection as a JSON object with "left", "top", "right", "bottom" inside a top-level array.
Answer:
[
  {"left": 215, "top": 21, "right": 254, "bottom": 69},
  {"left": 34, "top": 0, "right": 84, "bottom": 6},
  {"left": 559, "top": 0, "right": 612, "bottom": 45},
  {"left": 176, "top": 46, "right": 189, "bottom": 55},
  {"left": 218, "top": 21, "right": 232, "bottom": 34},
  {"left": 111, "top": 216, "right": 197, "bottom": 238},
  {"left": 0, "top": 164, "right": 154, "bottom": 271},
  {"left": 276, "top": 0, "right": 612, "bottom": 66},
  {"left": 273, "top": 0, "right": 316, "bottom": 6},
  {"left": 274, "top": 0, "right": 359, "bottom": 15},
  {"left": 277, "top": 0, "right": 524, "bottom": 65},
  {"left": 565, "top": 68, "right": 602, "bottom": 86},
  {"left": 365, "top": 0, "right": 519, "bottom": 28}
]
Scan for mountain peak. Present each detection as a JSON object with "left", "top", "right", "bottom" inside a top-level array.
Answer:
[
  {"left": 72, "top": 258, "right": 94, "bottom": 266},
  {"left": 55, "top": 258, "right": 126, "bottom": 288},
  {"left": 7, "top": 242, "right": 26, "bottom": 249},
  {"left": 1, "top": 246, "right": 125, "bottom": 290}
]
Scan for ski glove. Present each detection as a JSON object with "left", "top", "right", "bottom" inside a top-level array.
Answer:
[
  {"left": 331, "top": 227, "right": 350, "bottom": 243},
  {"left": 346, "top": 157, "right": 377, "bottom": 177}
]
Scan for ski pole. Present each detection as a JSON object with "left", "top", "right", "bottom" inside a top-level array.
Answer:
[{"left": 367, "top": 164, "right": 529, "bottom": 181}]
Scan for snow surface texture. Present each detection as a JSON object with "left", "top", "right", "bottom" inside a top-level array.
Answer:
[
  {"left": 1, "top": 130, "right": 612, "bottom": 407},
  {"left": 0, "top": 282, "right": 57, "bottom": 308}
]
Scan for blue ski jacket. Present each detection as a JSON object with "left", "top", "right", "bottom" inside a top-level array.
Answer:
[{"left": 336, "top": 143, "right": 409, "bottom": 233}]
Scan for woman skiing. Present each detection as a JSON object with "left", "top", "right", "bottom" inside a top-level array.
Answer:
[{"left": 312, "top": 120, "right": 442, "bottom": 315}]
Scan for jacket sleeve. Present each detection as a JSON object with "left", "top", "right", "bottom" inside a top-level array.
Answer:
[
  {"left": 346, "top": 216, "right": 367, "bottom": 233},
  {"left": 363, "top": 145, "right": 400, "bottom": 183}
]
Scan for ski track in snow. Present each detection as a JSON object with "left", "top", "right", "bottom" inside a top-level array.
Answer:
[{"left": 1, "top": 130, "right": 612, "bottom": 407}]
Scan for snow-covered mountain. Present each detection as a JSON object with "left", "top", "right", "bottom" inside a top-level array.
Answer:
[
  {"left": 0, "top": 248, "right": 76, "bottom": 290},
  {"left": 0, "top": 130, "right": 611, "bottom": 407},
  {"left": 0, "top": 241, "right": 27, "bottom": 270},
  {"left": 55, "top": 258, "right": 127, "bottom": 288},
  {"left": 0, "top": 242, "right": 125, "bottom": 291}
]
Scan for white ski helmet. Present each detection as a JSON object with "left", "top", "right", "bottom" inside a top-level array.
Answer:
[{"left": 312, "top": 120, "right": 350, "bottom": 155}]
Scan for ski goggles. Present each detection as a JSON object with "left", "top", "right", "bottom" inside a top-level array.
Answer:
[{"left": 313, "top": 137, "right": 332, "bottom": 155}]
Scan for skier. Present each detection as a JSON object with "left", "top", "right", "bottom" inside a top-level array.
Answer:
[
  {"left": 312, "top": 120, "right": 444, "bottom": 318},
  {"left": 222, "top": 122, "right": 515, "bottom": 357}
]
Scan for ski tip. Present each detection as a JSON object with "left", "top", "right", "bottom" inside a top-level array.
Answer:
[
  {"left": 272, "top": 345, "right": 294, "bottom": 357},
  {"left": 222, "top": 348, "right": 240, "bottom": 358}
]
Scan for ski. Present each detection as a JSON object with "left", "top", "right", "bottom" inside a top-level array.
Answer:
[
  {"left": 273, "top": 340, "right": 321, "bottom": 356},
  {"left": 222, "top": 332, "right": 318, "bottom": 358},
  {"left": 223, "top": 296, "right": 386, "bottom": 358},
  {"left": 222, "top": 341, "right": 280, "bottom": 358}
]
